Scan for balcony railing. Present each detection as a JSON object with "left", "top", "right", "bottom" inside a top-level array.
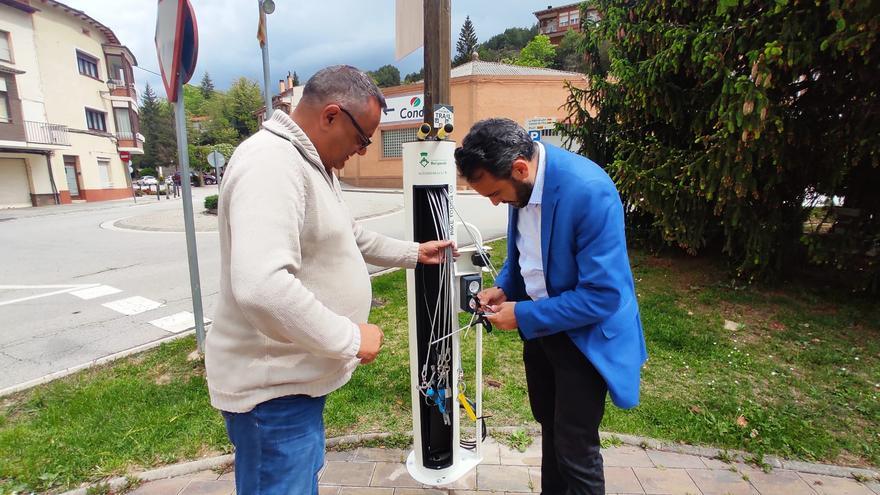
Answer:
[
  {"left": 108, "top": 79, "right": 138, "bottom": 100},
  {"left": 25, "top": 121, "right": 70, "bottom": 146},
  {"left": 116, "top": 131, "right": 144, "bottom": 148}
]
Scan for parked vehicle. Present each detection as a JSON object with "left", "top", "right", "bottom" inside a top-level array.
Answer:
[
  {"left": 204, "top": 174, "right": 217, "bottom": 185},
  {"left": 171, "top": 171, "right": 198, "bottom": 186},
  {"left": 141, "top": 175, "right": 158, "bottom": 186}
]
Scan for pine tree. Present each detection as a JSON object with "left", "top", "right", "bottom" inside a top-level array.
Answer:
[
  {"left": 199, "top": 72, "right": 215, "bottom": 99},
  {"left": 135, "top": 83, "right": 177, "bottom": 171},
  {"left": 292, "top": 71, "right": 300, "bottom": 86},
  {"left": 454, "top": 16, "right": 478, "bottom": 66}
]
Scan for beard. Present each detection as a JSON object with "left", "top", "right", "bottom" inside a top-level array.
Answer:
[{"left": 510, "top": 178, "right": 534, "bottom": 209}]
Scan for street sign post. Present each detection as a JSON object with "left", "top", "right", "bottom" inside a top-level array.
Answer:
[
  {"left": 155, "top": 0, "right": 206, "bottom": 351},
  {"left": 207, "top": 150, "right": 225, "bottom": 185}
]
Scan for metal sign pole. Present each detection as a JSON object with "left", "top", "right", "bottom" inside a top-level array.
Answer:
[
  {"left": 259, "top": 1, "right": 272, "bottom": 114},
  {"left": 174, "top": 76, "right": 206, "bottom": 352}
]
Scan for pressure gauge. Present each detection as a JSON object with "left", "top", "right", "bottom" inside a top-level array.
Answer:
[{"left": 468, "top": 279, "right": 480, "bottom": 295}]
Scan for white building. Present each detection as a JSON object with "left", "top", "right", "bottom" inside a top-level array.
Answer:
[{"left": 0, "top": 0, "right": 143, "bottom": 207}]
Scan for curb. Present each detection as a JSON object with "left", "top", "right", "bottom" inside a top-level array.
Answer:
[{"left": 58, "top": 428, "right": 878, "bottom": 495}]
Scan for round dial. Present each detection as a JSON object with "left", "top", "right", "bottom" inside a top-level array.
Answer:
[{"left": 468, "top": 280, "right": 481, "bottom": 294}]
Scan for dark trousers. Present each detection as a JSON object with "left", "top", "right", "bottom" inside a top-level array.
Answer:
[{"left": 524, "top": 332, "right": 608, "bottom": 495}]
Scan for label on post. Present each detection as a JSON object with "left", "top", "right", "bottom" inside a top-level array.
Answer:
[{"left": 433, "top": 104, "right": 453, "bottom": 129}]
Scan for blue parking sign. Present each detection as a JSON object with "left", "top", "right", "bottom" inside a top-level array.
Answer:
[{"left": 528, "top": 130, "right": 541, "bottom": 141}]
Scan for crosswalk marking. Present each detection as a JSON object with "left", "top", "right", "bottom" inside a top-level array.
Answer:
[
  {"left": 69, "top": 285, "right": 122, "bottom": 300},
  {"left": 102, "top": 296, "right": 164, "bottom": 316},
  {"left": 148, "top": 311, "right": 212, "bottom": 334}
]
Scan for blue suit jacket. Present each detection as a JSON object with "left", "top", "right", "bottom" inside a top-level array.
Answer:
[{"left": 495, "top": 144, "right": 648, "bottom": 409}]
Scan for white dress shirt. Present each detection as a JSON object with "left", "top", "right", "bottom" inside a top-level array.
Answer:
[{"left": 515, "top": 142, "right": 548, "bottom": 301}]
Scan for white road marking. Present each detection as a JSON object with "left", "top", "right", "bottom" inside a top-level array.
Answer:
[
  {"left": 102, "top": 296, "right": 164, "bottom": 315},
  {"left": 0, "top": 284, "right": 99, "bottom": 307},
  {"left": 149, "top": 311, "right": 212, "bottom": 333},
  {"left": 69, "top": 285, "right": 122, "bottom": 300}
]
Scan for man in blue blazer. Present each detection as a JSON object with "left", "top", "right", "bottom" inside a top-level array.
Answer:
[{"left": 454, "top": 118, "right": 647, "bottom": 495}]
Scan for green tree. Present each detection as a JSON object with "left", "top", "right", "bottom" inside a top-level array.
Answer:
[
  {"left": 182, "top": 84, "right": 207, "bottom": 117},
  {"left": 368, "top": 64, "right": 401, "bottom": 88},
  {"left": 561, "top": 0, "right": 880, "bottom": 288},
  {"left": 476, "top": 25, "right": 539, "bottom": 62},
  {"left": 403, "top": 68, "right": 424, "bottom": 84},
  {"left": 292, "top": 71, "right": 300, "bottom": 86},
  {"left": 134, "top": 83, "right": 177, "bottom": 172},
  {"left": 199, "top": 72, "right": 215, "bottom": 99},
  {"left": 454, "top": 15, "right": 479, "bottom": 66},
  {"left": 226, "top": 77, "right": 264, "bottom": 139},
  {"left": 553, "top": 29, "right": 587, "bottom": 72},
  {"left": 200, "top": 93, "right": 238, "bottom": 145},
  {"left": 514, "top": 34, "right": 556, "bottom": 67}
]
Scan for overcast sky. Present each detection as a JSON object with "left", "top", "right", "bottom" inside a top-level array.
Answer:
[{"left": 62, "top": 0, "right": 553, "bottom": 98}]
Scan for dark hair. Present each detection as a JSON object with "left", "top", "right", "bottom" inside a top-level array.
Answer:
[
  {"left": 301, "top": 65, "right": 386, "bottom": 113},
  {"left": 454, "top": 118, "right": 535, "bottom": 182}
]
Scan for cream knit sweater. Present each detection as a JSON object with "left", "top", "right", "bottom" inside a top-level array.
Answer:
[{"left": 205, "top": 111, "right": 418, "bottom": 413}]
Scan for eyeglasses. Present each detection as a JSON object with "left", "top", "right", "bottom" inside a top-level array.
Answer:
[{"left": 338, "top": 106, "right": 372, "bottom": 151}]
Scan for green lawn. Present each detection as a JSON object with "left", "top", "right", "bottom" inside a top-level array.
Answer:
[{"left": 1, "top": 239, "right": 878, "bottom": 493}]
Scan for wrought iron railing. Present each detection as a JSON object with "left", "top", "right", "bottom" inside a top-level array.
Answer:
[{"left": 24, "top": 121, "right": 70, "bottom": 146}]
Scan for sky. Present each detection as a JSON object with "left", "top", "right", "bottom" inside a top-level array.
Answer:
[{"left": 63, "top": 0, "right": 554, "bottom": 98}]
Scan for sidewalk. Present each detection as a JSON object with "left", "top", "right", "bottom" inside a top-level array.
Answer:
[
  {"left": 118, "top": 436, "right": 879, "bottom": 495},
  {"left": 109, "top": 189, "right": 405, "bottom": 233}
]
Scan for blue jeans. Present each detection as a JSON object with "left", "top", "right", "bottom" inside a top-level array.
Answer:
[{"left": 222, "top": 394, "right": 327, "bottom": 495}]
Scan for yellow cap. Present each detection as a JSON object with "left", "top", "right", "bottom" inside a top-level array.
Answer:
[{"left": 416, "top": 123, "right": 432, "bottom": 141}]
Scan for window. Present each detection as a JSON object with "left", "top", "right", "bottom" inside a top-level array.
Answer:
[
  {"left": 0, "top": 31, "right": 11, "bottom": 62},
  {"left": 559, "top": 13, "right": 569, "bottom": 27},
  {"left": 97, "top": 158, "right": 112, "bottom": 188},
  {"left": 0, "top": 77, "right": 10, "bottom": 123},
  {"left": 85, "top": 108, "right": 106, "bottom": 131},
  {"left": 569, "top": 10, "right": 580, "bottom": 26},
  {"left": 77, "top": 51, "right": 99, "bottom": 78},
  {"left": 107, "top": 54, "right": 126, "bottom": 84},
  {"left": 114, "top": 107, "right": 134, "bottom": 139},
  {"left": 381, "top": 127, "right": 419, "bottom": 158}
]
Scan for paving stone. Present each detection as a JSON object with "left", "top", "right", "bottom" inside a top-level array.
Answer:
[
  {"left": 741, "top": 469, "right": 817, "bottom": 495},
  {"left": 217, "top": 470, "right": 235, "bottom": 481},
  {"left": 478, "top": 437, "right": 502, "bottom": 465},
  {"left": 701, "top": 457, "right": 736, "bottom": 470},
  {"left": 647, "top": 451, "right": 708, "bottom": 469},
  {"left": 319, "top": 486, "right": 341, "bottom": 495},
  {"left": 528, "top": 466, "right": 542, "bottom": 493},
  {"left": 321, "top": 461, "right": 376, "bottom": 486},
  {"left": 129, "top": 477, "right": 191, "bottom": 495},
  {"left": 604, "top": 446, "right": 656, "bottom": 468},
  {"left": 498, "top": 437, "right": 542, "bottom": 466},
  {"left": 178, "top": 480, "right": 235, "bottom": 495},
  {"left": 605, "top": 466, "right": 645, "bottom": 494},
  {"left": 633, "top": 467, "right": 701, "bottom": 495},
  {"left": 327, "top": 449, "right": 358, "bottom": 461},
  {"left": 370, "top": 462, "right": 421, "bottom": 488},
  {"left": 864, "top": 480, "right": 880, "bottom": 495},
  {"left": 436, "top": 468, "right": 477, "bottom": 490},
  {"left": 687, "top": 468, "right": 757, "bottom": 495},
  {"left": 338, "top": 488, "right": 394, "bottom": 494},
  {"left": 799, "top": 473, "right": 875, "bottom": 495},
  {"left": 477, "top": 464, "right": 533, "bottom": 492},
  {"left": 393, "top": 489, "right": 449, "bottom": 494},
  {"left": 355, "top": 447, "right": 408, "bottom": 463}
]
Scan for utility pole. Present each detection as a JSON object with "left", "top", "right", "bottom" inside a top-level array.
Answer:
[{"left": 423, "top": 0, "right": 451, "bottom": 129}]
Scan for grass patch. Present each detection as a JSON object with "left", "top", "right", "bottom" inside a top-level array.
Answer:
[{"left": 1, "top": 240, "right": 878, "bottom": 492}]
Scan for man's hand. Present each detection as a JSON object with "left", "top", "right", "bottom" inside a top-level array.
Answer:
[
  {"left": 356, "top": 323, "right": 384, "bottom": 364},
  {"left": 418, "top": 240, "right": 458, "bottom": 265},
  {"left": 485, "top": 302, "right": 518, "bottom": 330},
  {"left": 476, "top": 287, "right": 506, "bottom": 311}
]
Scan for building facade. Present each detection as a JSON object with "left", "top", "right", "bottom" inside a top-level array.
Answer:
[
  {"left": 338, "top": 60, "right": 588, "bottom": 189},
  {"left": 0, "top": 0, "right": 142, "bottom": 208},
  {"left": 533, "top": 2, "right": 601, "bottom": 45}
]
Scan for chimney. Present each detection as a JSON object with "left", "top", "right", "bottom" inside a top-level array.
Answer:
[
  {"left": 278, "top": 79, "right": 285, "bottom": 93},
  {"left": 287, "top": 72, "right": 294, "bottom": 90}
]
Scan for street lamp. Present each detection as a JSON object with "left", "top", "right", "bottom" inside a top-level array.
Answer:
[{"left": 258, "top": 0, "right": 274, "bottom": 115}]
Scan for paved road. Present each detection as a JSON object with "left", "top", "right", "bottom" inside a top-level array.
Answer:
[{"left": 0, "top": 186, "right": 507, "bottom": 393}]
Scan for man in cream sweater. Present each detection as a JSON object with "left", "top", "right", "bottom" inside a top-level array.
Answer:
[{"left": 205, "top": 65, "right": 453, "bottom": 494}]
